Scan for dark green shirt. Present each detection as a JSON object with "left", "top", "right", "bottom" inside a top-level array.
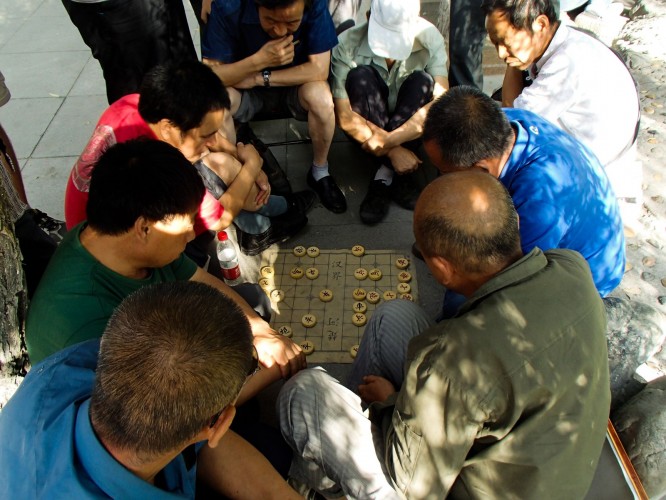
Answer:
[
  {"left": 26, "top": 224, "right": 198, "bottom": 364},
  {"left": 380, "top": 249, "right": 610, "bottom": 499}
]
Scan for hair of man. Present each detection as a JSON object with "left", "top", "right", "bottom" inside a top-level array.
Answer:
[
  {"left": 85, "top": 139, "right": 205, "bottom": 235},
  {"left": 138, "top": 60, "right": 231, "bottom": 132},
  {"left": 254, "top": 0, "right": 311, "bottom": 10},
  {"left": 414, "top": 170, "right": 522, "bottom": 275},
  {"left": 422, "top": 85, "right": 514, "bottom": 169},
  {"left": 481, "top": 0, "right": 559, "bottom": 32},
  {"left": 90, "top": 281, "right": 254, "bottom": 461}
]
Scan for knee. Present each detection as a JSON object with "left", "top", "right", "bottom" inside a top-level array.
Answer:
[
  {"left": 402, "top": 70, "right": 434, "bottom": 94},
  {"left": 228, "top": 87, "right": 242, "bottom": 115},
  {"left": 302, "top": 81, "right": 334, "bottom": 117},
  {"left": 345, "top": 65, "right": 380, "bottom": 92}
]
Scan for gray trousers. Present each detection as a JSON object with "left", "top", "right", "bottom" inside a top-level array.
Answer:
[{"left": 277, "top": 301, "right": 435, "bottom": 499}]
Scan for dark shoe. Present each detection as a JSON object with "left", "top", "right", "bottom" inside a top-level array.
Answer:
[
  {"left": 411, "top": 241, "right": 424, "bottom": 261},
  {"left": 237, "top": 123, "right": 292, "bottom": 196},
  {"left": 284, "top": 189, "right": 316, "bottom": 215},
  {"left": 391, "top": 173, "right": 421, "bottom": 210},
  {"left": 306, "top": 169, "right": 347, "bottom": 213},
  {"left": 360, "top": 180, "right": 391, "bottom": 225},
  {"left": 31, "top": 209, "right": 67, "bottom": 243},
  {"left": 236, "top": 214, "right": 307, "bottom": 256}
]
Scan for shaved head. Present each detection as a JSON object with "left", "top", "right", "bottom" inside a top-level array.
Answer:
[{"left": 414, "top": 171, "right": 522, "bottom": 275}]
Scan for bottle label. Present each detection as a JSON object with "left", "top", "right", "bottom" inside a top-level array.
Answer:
[{"left": 222, "top": 265, "right": 241, "bottom": 281}]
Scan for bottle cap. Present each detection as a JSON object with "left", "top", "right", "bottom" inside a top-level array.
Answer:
[{"left": 217, "top": 231, "right": 228, "bottom": 241}]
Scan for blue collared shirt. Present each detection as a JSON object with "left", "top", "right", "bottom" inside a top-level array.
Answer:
[
  {"left": 500, "top": 108, "right": 625, "bottom": 296},
  {"left": 203, "top": 0, "right": 337, "bottom": 69},
  {"left": 0, "top": 340, "right": 199, "bottom": 499}
]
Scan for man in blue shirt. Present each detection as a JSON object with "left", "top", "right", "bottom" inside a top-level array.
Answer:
[
  {"left": 202, "top": 0, "right": 346, "bottom": 214},
  {"left": 422, "top": 86, "right": 625, "bottom": 313},
  {"left": 0, "top": 281, "right": 301, "bottom": 498}
]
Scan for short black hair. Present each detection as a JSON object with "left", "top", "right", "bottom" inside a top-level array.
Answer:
[
  {"left": 254, "top": 0, "right": 311, "bottom": 9},
  {"left": 481, "top": 0, "right": 559, "bottom": 32},
  {"left": 138, "top": 60, "right": 231, "bottom": 132},
  {"left": 86, "top": 139, "right": 205, "bottom": 235},
  {"left": 91, "top": 281, "right": 253, "bottom": 459},
  {"left": 423, "top": 86, "right": 514, "bottom": 169}
]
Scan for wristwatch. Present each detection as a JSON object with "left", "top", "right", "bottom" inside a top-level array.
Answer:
[{"left": 262, "top": 69, "right": 271, "bottom": 87}]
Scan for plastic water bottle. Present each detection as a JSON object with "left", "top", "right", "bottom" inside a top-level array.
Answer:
[{"left": 216, "top": 231, "right": 242, "bottom": 286}]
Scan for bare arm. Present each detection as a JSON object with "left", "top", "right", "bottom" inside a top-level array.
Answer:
[
  {"left": 334, "top": 98, "right": 374, "bottom": 144},
  {"left": 501, "top": 66, "right": 525, "bottom": 107},
  {"left": 198, "top": 430, "right": 302, "bottom": 499},
  {"left": 190, "top": 267, "right": 306, "bottom": 378}
]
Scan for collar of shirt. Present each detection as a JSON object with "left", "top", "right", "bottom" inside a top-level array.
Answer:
[
  {"left": 74, "top": 399, "right": 196, "bottom": 498},
  {"left": 499, "top": 114, "right": 531, "bottom": 181},
  {"left": 532, "top": 23, "right": 567, "bottom": 78}
]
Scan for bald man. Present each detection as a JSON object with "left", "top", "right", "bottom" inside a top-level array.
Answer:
[{"left": 278, "top": 171, "right": 611, "bottom": 498}]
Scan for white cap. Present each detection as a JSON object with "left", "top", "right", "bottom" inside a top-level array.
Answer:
[{"left": 368, "top": 0, "right": 421, "bottom": 61}]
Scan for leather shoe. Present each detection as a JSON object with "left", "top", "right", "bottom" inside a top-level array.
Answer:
[
  {"left": 307, "top": 169, "right": 347, "bottom": 213},
  {"left": 360, "top": 180, "right": 391, "bottom": 225},
  {"left": 391, "top": 172, "right": 421, "bottom": 210},
  {"left": 237, "top": 123, "right": 292, "bottom": 196},
  {"left": 236, "top": 213, "right": 307, "bottom": 256}
]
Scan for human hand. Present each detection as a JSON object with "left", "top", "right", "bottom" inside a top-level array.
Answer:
[
  {"left": 387, "top": 146, "right": 422, "bottom": 174},
  {"left": 250, "top": 318, "right": 306, "bottom": 378},
  {"left": 257, "top": 35, "right": 295, "bottom": 68},
  {"left": 362, "top": 122, "right": 392, "bottom": 156},
  {"left": 358, "top": 375, "right": 396, "bottom": 403},
  {"left": 236, "top": 142, "right": 263, "bottom": 174},
  {"left": 254, "top": 170, "right": 271, "bottom": 206},
  {"left": 201, "top": 0, "right": 213, "bottom": 22}
]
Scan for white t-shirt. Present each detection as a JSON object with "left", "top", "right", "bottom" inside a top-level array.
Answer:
[{"left": 514, "top": 24, "right": 638, "bottom": 168}]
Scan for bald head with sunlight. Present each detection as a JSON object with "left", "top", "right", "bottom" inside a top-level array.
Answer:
[{"left": 414, "top": 170, "right": 522, "bottom": 275}]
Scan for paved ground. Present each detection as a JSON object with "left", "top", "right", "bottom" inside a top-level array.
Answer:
[{"left": 1, "top": 0, "right": 663, "bottom": 383}]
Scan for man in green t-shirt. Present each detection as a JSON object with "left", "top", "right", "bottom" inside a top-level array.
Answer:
[{"left": 27, "top": 140, "right": 305, "bottom": 386}]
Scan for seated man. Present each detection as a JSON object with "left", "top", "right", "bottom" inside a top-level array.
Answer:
[
  {"left": 331, "top": 0, "right": 448, "bottom": 224},
  {"left": 484, "top": 0, "right": 640, "bottom": 202},
  {"left": 2, "top": 281, "right": 299, "bottom": 498},
  {"left": 27, "top": 140, "right": 305, "bottom": 386},
  {"left": 422, "top": 86, "right": 625, "bottom": 314},
  {"left": 65, "top": 60, "right": 312, "bottom": 256},
  {"left": 279, "top": 171, "right": 611, "bottom": 498},
  {"left": 203, "top": 0, "right": 347, "bottom": 214}
]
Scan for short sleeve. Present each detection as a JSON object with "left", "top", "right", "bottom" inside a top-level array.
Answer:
[
  {"left": 168, "top": 253, "right": 199, "bottom": 281},
  {"left": 329, "top": 38, "right": 354, "bottom": 100},
  {"left": 202, "top": 1, "right": 241, "bottom": 62},
  {"left": 305, "top": 0, "right": 338, "bottom": 55},
  {"left": 195, "top": 190, "right": 224, "bottom": 234},
  {"left": 424, "top": 26, "right": 448, "bottom": 77}
]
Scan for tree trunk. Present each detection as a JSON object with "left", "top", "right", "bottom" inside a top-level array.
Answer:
[{"left": 0, "top": 173, "right": 28, "bottom": 408}]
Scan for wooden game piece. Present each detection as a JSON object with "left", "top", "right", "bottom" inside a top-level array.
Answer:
[
  {"left": 395, "top": 257, "right": 410, "bottom": 270},
  {"left": 258, "top": 277, "right": 271, "bottom": 290},
  {"left": 290, "top": 267, "right": 304, "bottom": 279},
  {"left": 293, "top": 245, "right": 307, "bottom": 257},
  {"left": 306, "top": 267, "right": 320, "bottom": 280},
  {"left": 351, "top": 313, "right": 367, "bottom": 327},
  {"left": 352, "top": 301, "right": 367, "bottom": 313},
  {"left": 383, "top": 290, "right": 397, "bottom": 301},
  {"left": 300, "top": 340, "right": 315, "bottom": 355},
  {"left": 270, "top": 289, "right": 285, "bottom": 302},
  {"left": 301, "top": 314, "right": 317, "bottom": 328},
  {"left": 260, "top": 266, "right": 275, "bottom": 278},
  {"left": 351, "top": 245, "right": 365, "bottom": 257},
  {"left": 367, "top": 291, "right": 381, "bottom": 304},
  {"left": 397, "top": 282, "right": 411, "bottom": 294},
  {"left": 368, "top": 268, "right": 382, "bottom": 281},
  {"left": 352, "top": 288, "right": 367, "bottom": 301},
  {"left": 278, "top": 325, "right": 293, "bottom": 338},
  {"left": 354, "top": 268, "right": 368, "bottom": 280},
  {"left": 306, "top": 246, "right": 320, "bottom": 258},
  {"left": 397, "top": 271, "right": 412, "bottom": 283},
  {"left": 400, "top": 293, "right": 414, "bottom": 302},
  {"left": 319, "top": 289, "right": 334, "bottom": 302},
  {"left": 350, "top": 344, "right": 359, "bottom": 358}
]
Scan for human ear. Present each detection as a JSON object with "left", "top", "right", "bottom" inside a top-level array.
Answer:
[{"left": 207, "top": 405, "right": 236, "bottom": 449}]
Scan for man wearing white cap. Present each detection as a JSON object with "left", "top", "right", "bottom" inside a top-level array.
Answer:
[{"left": 330, "top": 0, "right": 448, "bottom": 224}]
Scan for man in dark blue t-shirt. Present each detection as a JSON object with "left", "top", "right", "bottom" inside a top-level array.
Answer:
[
  {"left": 203, "top": 0, "right": 346, "bottom": 214},
  {"left": 423, "top": 86, "right": 625, "bottom": 315}
]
